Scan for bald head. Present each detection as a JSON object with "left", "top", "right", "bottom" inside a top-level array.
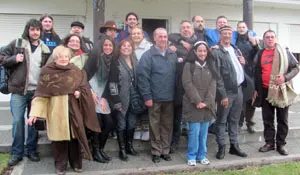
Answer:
[{"left": 192, "top": 15, "right": 204, "bottom": 30}]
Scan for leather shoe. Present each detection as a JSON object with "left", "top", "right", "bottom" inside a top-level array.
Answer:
[
  {"left": 152, "top": 155, "right": 160, "bottom": 163},
  {"left": 8, "top": 155, "right": 23, "bottom": 166},
  {"left": 277, "top": 145, "right": 288, "bottom": 156},
  {"left": 27, "top": 152, "right": 40, "bottom": 162},
  {"left": 247, "top": 125, "right": 256, "bottom": 134},
  {"left": 216, "top": 144, "right": 226, "bottom": 160},
  {"left": 259, "top": 144, "right": 275, "bottom": 152},
  {"left": 160, "top": 154, "right": 172, "bottom": 161},
  {"left": 229, "top": 144, "right": 248, "bottom": 157}
]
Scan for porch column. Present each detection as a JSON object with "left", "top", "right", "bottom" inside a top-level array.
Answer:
[
  {"left": 243, "top": 0, "right": 253, "bottom": 30},
  {"left": 93, "top": 0, "right": 105, "bottom": 42}
]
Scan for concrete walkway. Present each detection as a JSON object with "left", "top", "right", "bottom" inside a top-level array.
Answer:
[{"left": 1, "top": 104, "right": 300, "bottom": 174}]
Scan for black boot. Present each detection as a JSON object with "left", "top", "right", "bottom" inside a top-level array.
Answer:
[
  {"left": 117, "top": 130, "right": 128, "bottom": 161},
  {"left": 99, "top": 132, "right": 111, "bottom": 161},
  {"left": 229, "top": 143, "right": 248, "bottom": 157},
  {"left": 91, "top": 132, "right": 108, "bottom": 163},
  {"left": 216, "top": 144, "right": 226, "bottom": 160},
  {"left": 125, "top": 129, "right": 139, "bottom": 156}
]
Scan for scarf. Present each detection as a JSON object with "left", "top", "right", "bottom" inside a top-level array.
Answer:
[
  {"left": 266, "top": 44, "right": 297, "bottom": 108},
  {"left": 97, "top": 53, "right": 113, "bottom": 86},
  {"left": 35, "top": 62, "right": 100, "bottom": 160},
  {"left": 35, "top": 62, "right": 84, "bottom": 97}
]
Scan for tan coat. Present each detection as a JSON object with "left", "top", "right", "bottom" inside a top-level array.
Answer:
[
  {"left": 182, "top": 61, "right": 216, "bottom": 123},
  {"left": 30, "top": 95, "right": 71, "bottom": 141}
]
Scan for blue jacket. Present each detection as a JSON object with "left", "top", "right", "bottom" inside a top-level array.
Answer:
[
  {"left": 138, "top": 46, "right": 177, "bottom": 102},
  {"left": 205, "top": 28, "right": 256, "bottom": 47},
  {"left": 116, "top": 26, "right": 150, "bottom": 42}
]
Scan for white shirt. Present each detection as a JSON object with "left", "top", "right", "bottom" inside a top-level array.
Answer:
[{"left": 224, "top": 46, "right": 244, "bottom": 85}]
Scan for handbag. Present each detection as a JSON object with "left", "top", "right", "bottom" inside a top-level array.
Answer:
[
  {"left": 130, "top": 85, "right": 147, "bottom": 114},
  {"left": 34, "top": 119, "right": 46, "bottom": 131},
  {"left": 120, "top": 59, "right": 146, "bottom": 114}
]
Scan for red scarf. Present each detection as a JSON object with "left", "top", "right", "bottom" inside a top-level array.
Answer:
[{"left": 75, "top": 49, "right": 84, "bottom": 56}]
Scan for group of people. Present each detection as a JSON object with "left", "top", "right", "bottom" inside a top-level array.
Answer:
[{"left": 0, "top": 11, "right": 298, "bottom": 175}]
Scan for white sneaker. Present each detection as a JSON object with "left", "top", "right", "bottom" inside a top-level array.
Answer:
[
  {"left": 187, "top": 160, "right": 196, "bottom": 166},
  {"left": 200, "top": 158, "right": 210, "bottom": 165},
  {"left": 141, "top": 131, "right": 150, "bottom": 141}
]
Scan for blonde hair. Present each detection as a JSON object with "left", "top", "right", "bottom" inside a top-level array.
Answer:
[
  {"left": 131, "top": 26, "right": 143, "bottom": 33},
  {"left": 52, "top": 45, "right": 72, "bottom": 61}
]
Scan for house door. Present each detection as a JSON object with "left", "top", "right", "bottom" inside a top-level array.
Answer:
[{"left": 142, "top": 18, "right": 168, "bottom": 42}]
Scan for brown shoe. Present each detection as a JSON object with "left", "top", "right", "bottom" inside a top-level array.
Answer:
[
  {"left": 277, "top": 146, "right": 288, "bottom": 156},
  {"left": 259, "top": 144, "right": 275, "bottom": 152}
]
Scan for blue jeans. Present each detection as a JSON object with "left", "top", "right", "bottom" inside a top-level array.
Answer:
[
  {"left": 10, "top": 91, "right": 38, "bottom": 157},
  {"left": 186, "top": 122, "right": 209, "bottom": 161}
]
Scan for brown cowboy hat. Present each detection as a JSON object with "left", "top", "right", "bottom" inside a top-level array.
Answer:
[{"left": 99, "top": 21, "right": 120, "bottom": 33}]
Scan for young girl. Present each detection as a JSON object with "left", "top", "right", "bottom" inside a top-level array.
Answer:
[{"left": 182, "top": 41, "right": 218, "bottom": 166}]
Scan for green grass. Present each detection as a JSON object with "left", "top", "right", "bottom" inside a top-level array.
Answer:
[
  {"left": 0, "top": 153, "right": 9, "bottom": 175},
  {"left": 168, "top": 162, "right": 300, "bottom": 175}
]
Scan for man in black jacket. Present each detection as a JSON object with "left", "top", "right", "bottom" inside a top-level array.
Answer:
[
  {"left": 255, "top": 30, "right": 299, "bottom": 156},
  {"left": 0, "top": 19, "right": 51, "bottom": 166},
  {"left": 235, "top": 21, "right": 259, "bottom": 133},
  {"left": 212, "top": 26, "right": 248, "bottom": 160},
  {"left": 168, "top": 20, "right": 198, "bottom": 153}
]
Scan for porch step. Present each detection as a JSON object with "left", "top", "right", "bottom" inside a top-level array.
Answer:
[{"left": 1, "top": 127, "right": 300, "bottom": 157}]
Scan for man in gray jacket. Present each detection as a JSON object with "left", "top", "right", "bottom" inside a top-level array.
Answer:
[
  {"left": 138, "top": 28, "right": 177, "bottom": 163},
  {"left": 212, "top": 26, "right": 248, "bottom": 160}
]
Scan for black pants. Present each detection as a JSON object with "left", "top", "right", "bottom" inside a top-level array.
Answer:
[
  {"left": 239, "top": 99, "right": 256, "bottom": 127},
  {"left": 97, "top": 113, "right": 114, "bottom": 135},
  {"left": 262, "top": 88, "right": 289, "bottom": 146},
  {"left": 114, "top": 109, "right": 137, "bottom": 131},
  {"left": 171, "top": 105, "right": 182, "bottom": 145}
]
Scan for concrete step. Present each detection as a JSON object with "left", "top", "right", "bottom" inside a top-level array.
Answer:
[
  {"left": 1, "top": 127, "right": 300, "bottom": 157},
  {"left": 16, "top": 137, "right": 300, "bottom": 175}
]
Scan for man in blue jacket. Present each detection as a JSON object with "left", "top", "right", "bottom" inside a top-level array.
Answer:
[
  {"left": 138, "top": 28, "right": 177, "bottom": 163},
  {"left": 116, "top": 12, "right": 150, "bottom": 42},
  {"left": 206, "top": 16, "right": 256, "bottom": 48}
]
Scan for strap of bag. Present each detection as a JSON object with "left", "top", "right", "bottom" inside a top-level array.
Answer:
[
  {"left": 16, "top": 38, "right": 23, "bottom": 48},
  {"left": 120, "top": 31, "right": 126, "bottom": 40}
]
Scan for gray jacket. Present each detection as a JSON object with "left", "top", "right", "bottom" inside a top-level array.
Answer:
[{"left": 138, "top": 46, "right": 177, "bottom": 102}]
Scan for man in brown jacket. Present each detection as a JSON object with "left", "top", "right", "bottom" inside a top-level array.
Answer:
[{"left": 0, "top": 19, "right": 50, "bottom": 166}]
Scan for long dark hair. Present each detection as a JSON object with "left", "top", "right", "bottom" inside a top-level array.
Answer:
[
  {"left": 21, "top": 19, "right": 43, "bottom": 40},
  {"left": 98, "top": 36, "right": 116, "bottom": 56},
  {"left": 187, "top": 41, "right": 219, "bottom": 80},
  {"left": 39, "top": 14, "right": 59, "bottom": 37}
]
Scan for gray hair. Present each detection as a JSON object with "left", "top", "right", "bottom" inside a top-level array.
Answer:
[{"left": 153, "top": 28, "right": 168, "bottom": 37}]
